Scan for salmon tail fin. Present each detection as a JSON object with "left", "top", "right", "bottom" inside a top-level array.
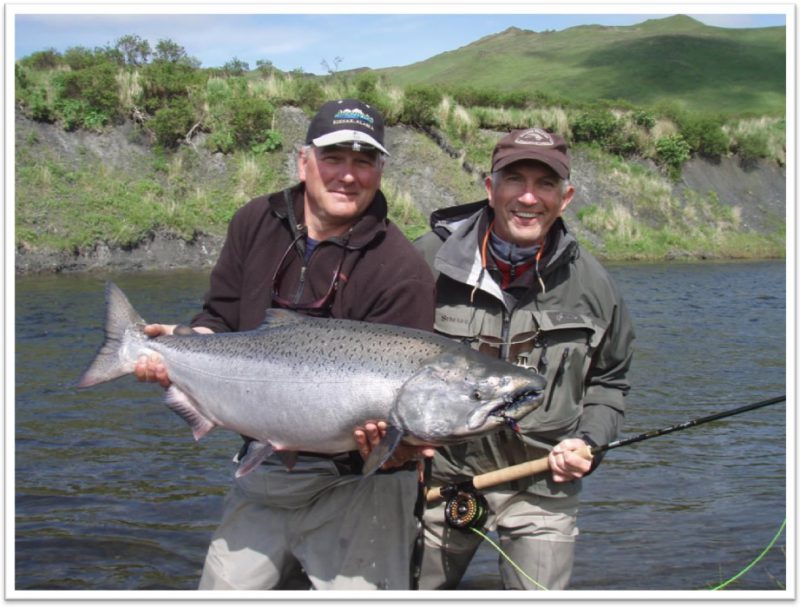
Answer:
[{"left": 76, "top": 282, "right": 146, "bottom": 388}]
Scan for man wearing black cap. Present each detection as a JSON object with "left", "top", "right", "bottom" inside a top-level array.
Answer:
[
  {"left": 134, "top": 99, "right": 435, "bottom": 589},
  {"left": 412, "top": 127, "right": 635, "bottom": 589}
]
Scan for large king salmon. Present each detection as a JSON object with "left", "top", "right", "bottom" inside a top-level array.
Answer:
[{"left": 77, "top": 282, "right": 546, "bottom": 476}]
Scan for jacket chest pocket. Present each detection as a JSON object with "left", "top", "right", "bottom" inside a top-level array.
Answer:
[
  {"left": 434, "top": 304, "right": 487, "bottom": 350},
  {"left": 434, "top": 305, "right": 518, "bottom": 359},
  {"left": 514, "top": 310, "right": 606, "bottom": 430}
]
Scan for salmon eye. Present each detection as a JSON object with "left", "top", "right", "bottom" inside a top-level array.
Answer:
[{"left": 471, "top": 390, "right": 482, "bottom": 401}]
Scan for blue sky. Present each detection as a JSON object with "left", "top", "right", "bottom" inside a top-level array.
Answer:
[{"left": 10, "top": 6, "right": 789, "bottom": 74}]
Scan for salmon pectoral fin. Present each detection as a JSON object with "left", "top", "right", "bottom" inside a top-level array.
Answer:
[
  {"left": 235, "top": 441, "right": 275, "bottom": 478},
  {"left": 164, "top": 385, "right": 217, "bottom": 440},
  {"left": 361, "top": 425, "right": 404, "bottom": 477}
]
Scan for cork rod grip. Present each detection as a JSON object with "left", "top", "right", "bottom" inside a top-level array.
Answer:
[{"left": 425, "top": 443, "right": 593, "bottom": 503}]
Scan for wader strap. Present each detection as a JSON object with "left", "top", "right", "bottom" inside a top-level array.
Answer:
[{"left": 410, "top": 457, "right": 432, "bottom": 589}]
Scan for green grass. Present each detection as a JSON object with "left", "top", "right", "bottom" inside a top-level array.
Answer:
[
  {"left": 382, "top": 177, "right": 430, "bottom": 241},
  {"left": 569, "top": 144, "right": 784, "bottom": 260},
  {"left": 15, "top": 141, "right": 286, "bottom": 254},
  {"left": 14, "top": 125, "right": 451, "bottom": 256}
]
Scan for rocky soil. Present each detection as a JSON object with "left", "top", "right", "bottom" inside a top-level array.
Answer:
[{"left": 14, "top": 108, "right": 785, "bottom": 275}]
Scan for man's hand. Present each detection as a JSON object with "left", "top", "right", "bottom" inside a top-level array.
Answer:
[
  {"left": 354, "top": 421, "right": 436, "bottom": 470},
  {"left": 133, "top": 324, "right": 213, "bottom": 388},
  {"left": 548, "top": 437, "right": 594, "bottom": 483}
]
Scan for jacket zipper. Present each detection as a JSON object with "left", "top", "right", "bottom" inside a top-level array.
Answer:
[
  {"left": 499, "top": 308, "right": 512, "bottom": 360},
  {"left": 292, "top": 265, "right": 307, "bottom": 304}
]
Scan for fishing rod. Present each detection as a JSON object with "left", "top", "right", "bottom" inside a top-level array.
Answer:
[{"left": 427, "top": 394, "right": 785, "bottom": 527}]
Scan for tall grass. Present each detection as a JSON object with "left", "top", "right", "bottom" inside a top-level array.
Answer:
[
  {"left": 569, "top": 144, "right": 783, "bottom": 260},
  {"left": 381, "top": 177, "right": 430, "bottom": 241},
  {"left": 724, "top": 116, "right": 786, "bottom": 165},
  {"left": 116, "top": 69, "right": 141, "bottom": 110},
  {"left": 15, "top": 134, "right": 289, "bottom": 253}
]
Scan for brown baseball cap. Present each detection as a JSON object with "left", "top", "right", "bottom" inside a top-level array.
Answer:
[{"left": 491, "top": 127, "right": 570, "bottom": 178}]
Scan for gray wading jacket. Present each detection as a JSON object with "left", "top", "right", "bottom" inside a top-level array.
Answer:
[{"left": 414, "top": 202, "right": 635, "bottom": 497}]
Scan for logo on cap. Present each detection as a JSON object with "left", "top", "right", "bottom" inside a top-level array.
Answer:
[
  {"left": 332, "top": 108, "right": 375, "bottom": 132},
  {"left": 514, "top": 128, "right": 555, "bottom": 147}
]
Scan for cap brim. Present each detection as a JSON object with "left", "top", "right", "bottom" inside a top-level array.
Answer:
[
  {"left": 493, "top": 151, "right": 569, "bottom": 179},
  {"left": 311, "top": 130, "right": 389, "bottom": 156}
]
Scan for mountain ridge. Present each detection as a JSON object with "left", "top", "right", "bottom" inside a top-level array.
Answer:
[{"left": 375, "top": 15, "right": 785, "bottom": 115}]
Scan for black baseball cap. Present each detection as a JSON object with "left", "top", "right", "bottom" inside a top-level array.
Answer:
[{"left": 305, "top": 98, "right": 389, "bottom": 156}]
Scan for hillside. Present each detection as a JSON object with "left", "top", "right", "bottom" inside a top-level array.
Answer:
[
  {"left": 14, "top": 108, "right": 785, "bottom": 275},
  {"left": 13, "top": 14, "right": 787, "bottom": 273},
  {"left": 379, "top": 15, "right": 785, "bottom": 116}
]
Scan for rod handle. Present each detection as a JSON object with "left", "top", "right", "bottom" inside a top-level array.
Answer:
[{"left": 425, "top": 444, "right": 592, "bottom": 503}]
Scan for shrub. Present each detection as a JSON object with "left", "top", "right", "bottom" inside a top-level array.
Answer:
[
  {"left": 26, "top": 88, "right": 56, "bottom": 123},
  {"left": 655, "top": 134, "right": 691, "bottom": 179},
  {"left": 251, "top": 130, "right": 283, "bottom": 154},
  {"left": 633, "top": 110, "right": 656, "bottom": 130},
  {"left": 56, "top": 99, "right": 88, "bottom": 131},
  {"left": 57, "top": 62, "right": 121, "bottom": 121},
  {"left": 294, "top": 78, "right": 325, "bottom": 112},
  {"left": 150, "top": 99, "right": 195, "bottom": 148},
  {"left": 401, "top": 85, "right": 442, "bottom": 127},
  {"left": 679, "top": 115, "right": 729, "bottom": 159},
  {"left": 114, "top": 34, "right": 151, "bottom": 67},
  {"left": 256, "top": 59, "right": 275, "bottom": 77},
  {"left": 140, "top": 61, "right": 204, "bottom": 113},
  {"left": 736, "top": 131, "right": 770, "bottom": 166},
  {"left": 228, "top": 95, "right": 276, "bottom": 148},
  {"left": 571, "top": 109, "right": 619, "bottom": 144},
  {"left": 62, "top": 46, "right": 106, "bottom": 70},
  {"left": 222, "top": 58, "right": 250, "bottom": 76},
  {"left": 354, "top": 72, "right": 381, "bottom": 107},
  {"left": 15, "top": 65, "right": 56, "bottom": 121},
  {"left": 20, "top": 48, "right": 62, "bottom": 70},
  {"left": 207, "top": 129, "right": 236, "bottom": 154}
]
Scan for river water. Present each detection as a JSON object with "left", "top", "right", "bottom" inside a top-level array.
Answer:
[{"left": 13, "top": 261, "right": 788, "bottom": 594}]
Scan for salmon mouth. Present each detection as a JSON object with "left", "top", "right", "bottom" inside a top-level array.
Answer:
[
  {"left": 466, "top": 386, "right": 545, "bottom": 431},
  {"left": 490, "top": 386, "right": 545, "bottom": 421}
]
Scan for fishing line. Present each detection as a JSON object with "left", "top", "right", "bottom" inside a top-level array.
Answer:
[
  {"left": 468, "top": 527, "right": 548, "bottom": 590},
  {"left": 469, "top": 518, "right": 786, "bottom": 591},
  {"left": 707, "top": 518, "right": 786, "bottom": 591}
]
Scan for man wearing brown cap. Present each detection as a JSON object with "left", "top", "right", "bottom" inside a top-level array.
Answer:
[
  {"left": 413, "top": 127, "right": 635, "bottom": 589},
  {"left": 134, "top": 98, "right": 435, "bottom": 589}
]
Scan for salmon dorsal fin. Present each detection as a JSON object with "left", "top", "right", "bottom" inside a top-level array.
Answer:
[{"left": 257, "top": 308, "right": 310, "bottom": 330}]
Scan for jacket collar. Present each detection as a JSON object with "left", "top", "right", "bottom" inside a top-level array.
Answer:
[
  {"left": 269, "top": 183, "right": 389, "bottom": 249},
  {"left": 433, "top": 200, "right": 578, "bottom": 299}
]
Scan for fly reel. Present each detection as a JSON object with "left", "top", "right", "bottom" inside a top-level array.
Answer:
[{"left": 441, "top": 484, "right": 489, "bottom": 530}]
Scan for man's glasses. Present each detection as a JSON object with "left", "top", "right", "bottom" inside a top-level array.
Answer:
[{"left": 271, "top": 234, "right": 347, "bottom": 315}]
